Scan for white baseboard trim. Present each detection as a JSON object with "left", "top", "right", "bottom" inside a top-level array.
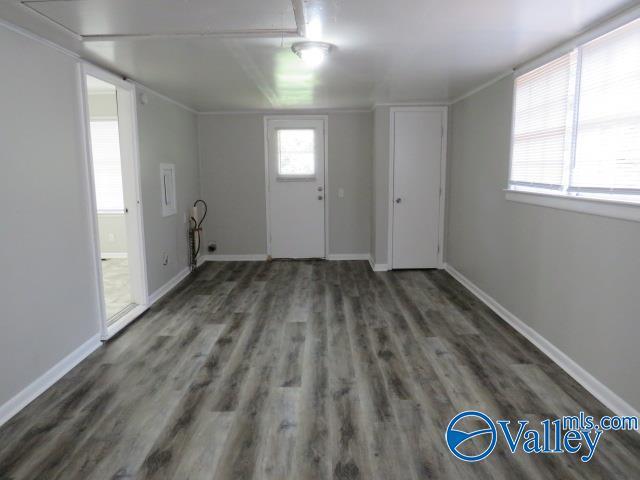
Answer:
[
  {"left": 327, "top": 253, "right": 370, "bottom": 261},
  {"left": 0, "top": 333, "right": 102, "bottom": 428},
  {"left": 202, "top": 253, "right": 371, "bottom": 262},
  {"left": 148, "top": 266, "right": 190, "bottom": 306},
  {"left": 201, "top": 254, "right": 268, "bottom": 262},
  {"left": 100, "top": 252, "right": 128, "bottom": 259},
  {"left": 443, "top": 262, "right": 640, "bottom": 420},
  {"left": 368, "top": 255, "right": 390, "bottom": 272}
]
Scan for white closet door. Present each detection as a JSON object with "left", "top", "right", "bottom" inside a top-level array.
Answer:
[{"left": 392, "top": 109, "right": 444, "bottom": 269}]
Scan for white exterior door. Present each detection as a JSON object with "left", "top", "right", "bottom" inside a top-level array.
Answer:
[
  {"left": 392, "top": 108, "right": 444, "bottom": 269},
  {"left": 266, "top": 117, "right": 326, "bottom": 259}
]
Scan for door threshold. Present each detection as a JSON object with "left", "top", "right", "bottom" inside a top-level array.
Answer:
[{"left": 102, "top": 304, "right": 148, "bottom": 341}]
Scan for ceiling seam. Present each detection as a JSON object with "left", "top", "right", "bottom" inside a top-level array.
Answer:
[
  {"left": 81, "top": 29, "right": 301, "bottom": 42},
  {"left": 42, "top": 0, "right": 308, "bottom": 42}
]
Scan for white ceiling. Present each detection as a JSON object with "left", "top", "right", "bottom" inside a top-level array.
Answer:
[{"left": 2, "top": 0, "right": 638, "bottom": 111}]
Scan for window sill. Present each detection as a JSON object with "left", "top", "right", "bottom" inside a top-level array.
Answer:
[{"left": 504, "top": 189, "right": 640, "bottom": 223}]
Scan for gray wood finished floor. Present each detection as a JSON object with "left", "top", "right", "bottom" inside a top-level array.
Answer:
[{"left": 1, "top": 260, "right": 639, "bottom": 479}]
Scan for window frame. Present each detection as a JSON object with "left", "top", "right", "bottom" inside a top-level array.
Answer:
[{"left": 506, "top": 13, "right": 640, "bottom": 223}]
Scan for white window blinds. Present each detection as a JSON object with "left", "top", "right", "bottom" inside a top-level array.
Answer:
[
  {"left": 509, "top": 17, "right": 640, "bottom": 201},
  {"left": 572, "top": 19, "right": 640, "bottom": 192},
  {"left": 89, "top": 120, "right": 125, "bottom": 213},
  {"left": 511, "top": 54, "right": 575, "bottom": 188}
]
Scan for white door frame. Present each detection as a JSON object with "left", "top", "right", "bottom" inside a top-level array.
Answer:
[
  {"left": 388, "top": 106, "right": 448, "bottom": 269},
  {"left": 79, "top": 62, "right": 149, "bottom": 340},
  {"left": 263, "top": 115, "right": 329, "bottom": 258}
]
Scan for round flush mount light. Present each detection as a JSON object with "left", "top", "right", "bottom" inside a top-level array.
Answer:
[{"left": 291, "top": 41, "right": 334, "bottom": 68}]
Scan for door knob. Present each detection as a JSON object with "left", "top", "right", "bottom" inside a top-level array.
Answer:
[
  {"left": 317, "top": 186, "right": 323, "bottom": 192},
  {"left": 395, "top": 198, "right": 402, "bottom": 204},
  {"left": 318, "top": 195, "right": 324, "bottom": 200}
]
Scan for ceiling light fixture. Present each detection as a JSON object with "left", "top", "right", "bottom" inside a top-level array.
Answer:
[{"left": 291, "top": 41, "right": 334, "bottom": 68}]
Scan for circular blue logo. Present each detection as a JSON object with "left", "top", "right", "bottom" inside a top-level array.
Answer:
[{"left": 446, "top": 411, "right": 497, "bottom": 462}]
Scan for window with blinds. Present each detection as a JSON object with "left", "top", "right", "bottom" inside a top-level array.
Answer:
[
  {"left": 509, "top": 17, "right": 640, "bottom": 202},
  {"left": 89, "top": 120, "right": 125, "bottom": 213}
]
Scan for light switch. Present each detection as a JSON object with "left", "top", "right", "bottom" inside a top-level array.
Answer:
[{"left": 338, "top": 188, "right": 345, "bottom": 198}]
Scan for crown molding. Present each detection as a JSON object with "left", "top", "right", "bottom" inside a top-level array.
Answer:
[
  {"left": 449, "top": 70, "right": 514, "bottom": 106},
  {"left": 0, "top": 16, "right": 79, "bottom": 59}
]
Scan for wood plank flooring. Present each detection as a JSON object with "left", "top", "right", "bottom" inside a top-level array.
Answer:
[{"left": 1, "top": 260, "right": 639, "bottom": 479}]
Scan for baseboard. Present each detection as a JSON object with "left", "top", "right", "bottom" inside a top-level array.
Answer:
[
  {"left": 201, "top": 254, "right": 268, "bottom": 262},
  {"left": 443, "top": 263, "right": 640, "bottom": 420},
  {"left": 327, "top": 253, "right": 370, "bottom": 261},
  {"left": 202, "top": 253, "right": 371, "bottom": 262},
  {"left": 100, "top": 252, "right": 128, "bottom": 259},
  {"left": 148, "top": 266, "right": 190, "bottom": 306},
  {"left": 368, "top": 255, "right": 390, "bottom": 272},
  {"left": 0, "top": 333, "right": 102, "bottom": 428}
]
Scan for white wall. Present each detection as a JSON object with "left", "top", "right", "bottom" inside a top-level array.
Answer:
[
  {"left": 0, "top": 23, "right": 200, "bottom": 416},
  {"left": 0, "top": 26, "right": 101, "bottom": 408},
  {"left": 88, "top": 92, "right": 118, "bottom": 118},
  {"left": 198, "top": 112, "right": 372, "bottom": 256},
  {"left": 137, "top": 89, "right": 200, "bottom": 294},
  {"left": 447, "top": 75, "right": 640, "bottom": 411},
  {"left": 327, "top": 113, "right": 373, "bottom": 255},
  {"left": 98, "top": 213, "right": 127, "bottom": 255}
]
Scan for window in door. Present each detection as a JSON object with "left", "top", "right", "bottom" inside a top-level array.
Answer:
[{"left": 277, "top": 129, "right": 316, "bottom": 178}]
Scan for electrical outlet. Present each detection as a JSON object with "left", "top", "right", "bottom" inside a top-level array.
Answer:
[
  {"left": 162, "top": 253, "right": 169, "bottom": 266},
  {"left": 108, "top": 233, "right": 115, "bottom": 242},
  {"left": 208, "top": 242, "right": 217, "bottom": 253},
  {"left": 338, "top": 188, "right": 345, "bottom": 198}
]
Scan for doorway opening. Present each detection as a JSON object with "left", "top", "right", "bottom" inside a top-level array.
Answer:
[{"left": 82, "top": 65, "right": 148, "bottom": 339}]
